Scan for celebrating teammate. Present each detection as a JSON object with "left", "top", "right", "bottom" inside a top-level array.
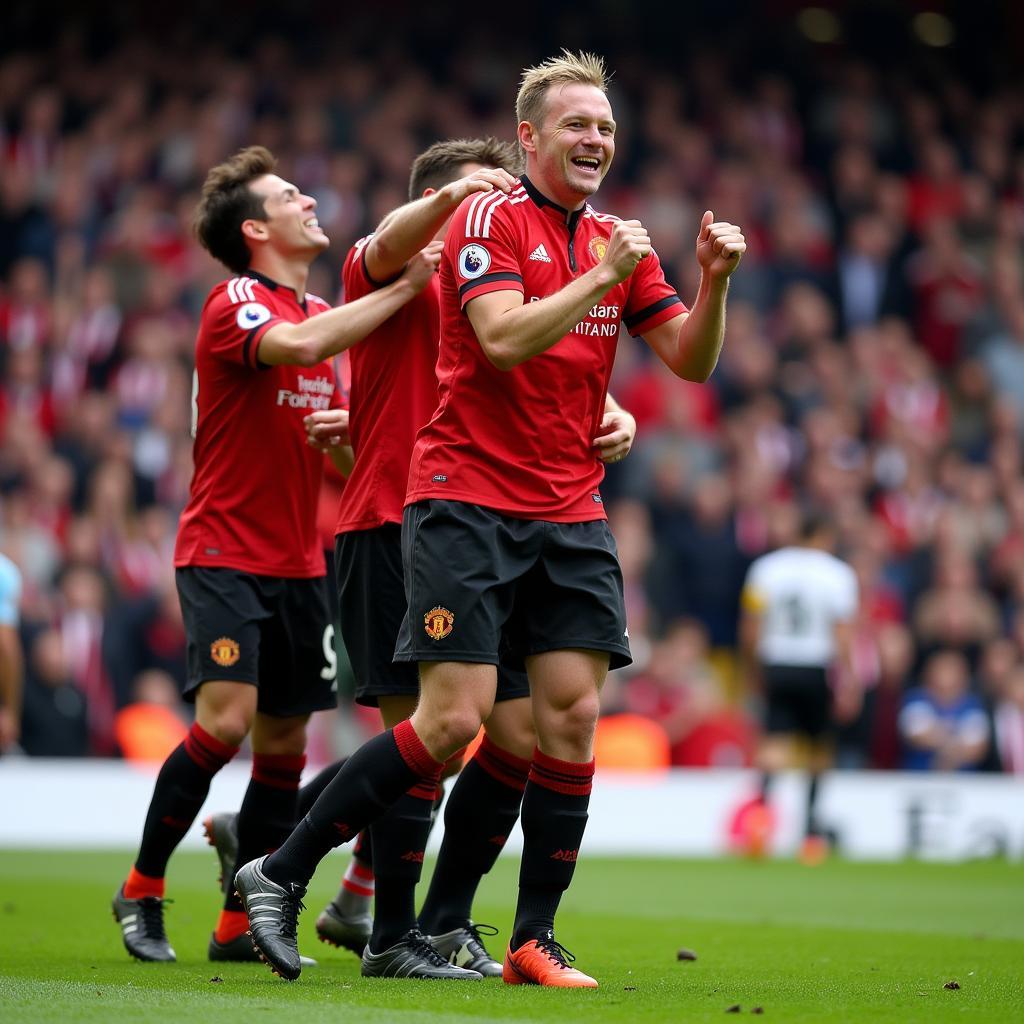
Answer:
[
  {"left": 236, "top": 51, "right": 744, "bottom": 988},
  {"left": 111, "top": 146, "right": 439, "bottom": 963}
]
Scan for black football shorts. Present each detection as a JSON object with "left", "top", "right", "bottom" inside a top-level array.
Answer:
[
  {"left": 176, "top": 566, "right": 337, "bottom": 717},
  {"left": 336, "top": 525, "right": 530, "bottom": 706},
  {"left": 762, "top": 664, "right": 832, "bottom": 739},
  {"left": 394, "top": 500, "right": 631, "bottom": 670}
]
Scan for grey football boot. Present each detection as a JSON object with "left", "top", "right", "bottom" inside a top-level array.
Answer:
[
  {"left": 234, "top": 856, "right": 306, "bottom": 980},
  {"left": 203, "top": 812, "right": 238, "bottom": 896},
  {"left": 360, "top": 928, "right": 483, "bottom": 980},
  {"left": 315, "top": 889, "right": 373, "bottom": 955},
  {"left": 112, "top": 886, "right": 176, "bottom": 962},
  {"left": 427, "top": 921, "right": 502, "bottom": 977}
]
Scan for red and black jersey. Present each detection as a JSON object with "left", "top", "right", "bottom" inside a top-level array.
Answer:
[
  {"left": 335, "top": 238, "right": 442, "bottom": 533},
  {"left": 406, "top": 175, "right": 686, "bottom": 521},
  {"left": 175, "top": 271, "right": 339, "bottom": 578}
]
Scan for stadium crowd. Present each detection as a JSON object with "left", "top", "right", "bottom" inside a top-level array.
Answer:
[{"left": 2, "top": 6, "right": 1024, "bottom": 775}]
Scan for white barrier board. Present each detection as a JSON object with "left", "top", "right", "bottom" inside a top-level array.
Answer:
[{"left": 2, "top": 760, "right": 1022, "bottom": 860}]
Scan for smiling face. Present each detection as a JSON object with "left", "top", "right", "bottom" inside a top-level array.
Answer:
[
  {"left": 519, "top": 83, "right": 615, "bottom": 209},
  {"left": 244, "top": 174, "right": 329, "bottom": 260}
]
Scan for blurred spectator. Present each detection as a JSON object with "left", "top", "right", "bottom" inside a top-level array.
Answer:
[
  {"left": 992, "top": 665, "right": 1024, "bottom": 775},
  {"left": 899, "top": 649, "right": 990, "bottom": 771}
]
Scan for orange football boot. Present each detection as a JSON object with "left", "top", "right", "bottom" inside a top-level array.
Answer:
[{"left": 503, "top": 934, "right": 599, "bottom": 988}]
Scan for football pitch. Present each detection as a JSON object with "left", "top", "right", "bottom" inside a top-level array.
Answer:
[{"left": 0, "top": 850, "right": 1020, "bottom": 1023}]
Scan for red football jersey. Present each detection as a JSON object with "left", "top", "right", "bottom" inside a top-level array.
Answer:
[
  {"left": 174, "top": 272, "right": 339, "bottom": 577},
  {"left": 406, "top": 176, "right": 686, "bottom": 521},
  {"left": 335, "top": 238, "right": 442, "bottom": 533}
]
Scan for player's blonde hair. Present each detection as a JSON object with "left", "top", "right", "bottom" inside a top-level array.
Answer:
[{"left": 515, "top": 50, "right": 610, "bottom": 129}]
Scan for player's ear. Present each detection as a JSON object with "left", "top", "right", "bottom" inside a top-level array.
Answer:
[
  {"left": 517, "top": 120, "right": 537, "bottom": 155},
  {"left": 241, "top": 218, "right": 269, "bottom": 243},
  {"left": 422, "top": 188, "right": 437, "bottom": 198}
]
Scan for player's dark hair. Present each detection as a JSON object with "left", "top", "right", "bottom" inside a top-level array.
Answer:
[
  {"left": 799, "top": 512, "right": 832, "bottom": 542},
  {"left": 194, "top": 146, "right": 277, "bottom": 273},
  {"left": 408, "top": 138, "right": 520, "bottom": 200}
]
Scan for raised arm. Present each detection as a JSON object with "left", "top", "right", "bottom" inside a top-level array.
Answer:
[
  {"left": 642, "top": 211, "right": 745, "bottom": 382},
  {"left": 256, "top": 243, "right": 443, "bottom": 367},
  {"left": 365, "top": 169, "right": 516, "bottom": 283},
  {"left": 467, "top": 219, "right": 652, "bottom": 370}
]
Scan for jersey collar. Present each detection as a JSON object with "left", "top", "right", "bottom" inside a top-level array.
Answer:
[
  {"left": 247, "top": 269, "right": 307, "bottom": 310},
  {"left": 520, "top": 175, "right": 585, "bottom": 233}
]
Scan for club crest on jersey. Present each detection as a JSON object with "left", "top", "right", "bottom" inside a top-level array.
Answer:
[
  {"left": 210, "top": 636, "right": 241, "bottom": 667},
  {"left": 236, "top": 302, "right": 272, "bottom": 329},
  {"left": 458, "top": 244, "right": 491, "bottom": 279},
  {"left": 588, "top": 236, "right": 608, "bottom": 262},
  {"left": 423, "top": 606, "right": 455, "bottom": 641}
]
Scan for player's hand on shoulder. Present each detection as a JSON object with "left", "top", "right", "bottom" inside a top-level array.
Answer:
[
  {"left": 441, "top": 167, "right": 517, "bottom": 206},
  {"left": 304, "top": 408, "right": 350, "bottom": 450},
  {"left": 602, "top": 219, "right": 652, "bottom": 282},
  {"left": 695, "top": 210, "right": 746, "bottom": 278},
  {"left": 401, "top": 240, "right": 444, "bottom": 293}
]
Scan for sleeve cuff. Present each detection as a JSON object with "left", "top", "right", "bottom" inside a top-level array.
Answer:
[
  {"left": 459, "top": 272, "right": 524, "bottom": 308},
  {"left": 625, "top": 295, "right": 686, "bottom": 337}
]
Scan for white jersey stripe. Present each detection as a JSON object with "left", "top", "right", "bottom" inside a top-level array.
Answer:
[
  {"left": 464, "top": 191, "right": 492, "bottom": 239},
  {"left": 227, "top": 278, "right": 240, "bottom": 303},
  {"left": 480, "top": 194, "right": 508, "bottom": 238},
  {"left": 243, "top": 278, "right": 256, "bottom": 302},
  {"left": 472, "top": 191, "right": 505, "bottom": 238}
]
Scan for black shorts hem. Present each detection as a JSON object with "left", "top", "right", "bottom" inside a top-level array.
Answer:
[
  {"left": 353, "top": 681, "right": 421, "bottom": 708},
  {"left": 522, "top": 639, "right": 633, "bottom": 671},
  {"left": 181, "top": 675, "right": 258, "bottom": 703},
  {"left": 393, "top": 648, "right": 501, "bottom": 666}
]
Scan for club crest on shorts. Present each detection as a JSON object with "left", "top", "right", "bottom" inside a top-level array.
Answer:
[
  {"left": 210, "top": 636, "right": 241, "bottom": 667},
  {"left": 588, "top": 236, "right": 608, "bottom": 262},
  {"left": 458, "top": 244, "right": 491, "bottom": 279},
  {"left": 423, "top": 606, "right": 455, "bottom": 641}
]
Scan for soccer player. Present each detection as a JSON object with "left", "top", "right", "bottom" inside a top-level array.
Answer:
[
  {"left": 0, "top": 553, "right": 23, "bottom": 755},
  {"left": 236, "top": 50, "right": 744, "bottom": 988},
  {"left": 740, "top": 515, "right": 859, "bottom": 863},
  {"left": 111, "top": 146, "right": 440, "bottom": 963},
  {"left": 304, "top": 138, "right": 637, "bottom": 980}
]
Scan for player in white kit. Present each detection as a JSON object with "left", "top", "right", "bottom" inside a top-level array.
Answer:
[{"left": 740, "top": 515, "right": 859, "bottom": 861}]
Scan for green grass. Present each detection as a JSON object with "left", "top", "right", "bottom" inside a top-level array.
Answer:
[{"left": 1, "top": 850, "right": 1022, "bottom": 1023}]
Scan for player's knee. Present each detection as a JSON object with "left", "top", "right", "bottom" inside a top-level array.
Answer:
[
  {"left": 431, "top": 708, "right": 484, "bottom": 758},
  {"left": 551, "top": 691, "right": 601, "bottom": 743},
  {"left": 203, "top": 709, "right": 253, "bottom": 748}
]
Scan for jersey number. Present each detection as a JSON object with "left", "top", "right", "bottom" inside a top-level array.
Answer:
[
  {"left": 781, "top": 595, "right": 812, "bottom": 635},
  {"left": 321, "top": 624, "right": 338, "bottom": 691}
]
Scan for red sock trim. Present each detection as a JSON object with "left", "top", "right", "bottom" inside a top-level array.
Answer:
[
  {"left": 184, "top": 722, "right": 239, "bottom": 774},
  {"left": 342, "top": 857, "right": 375, "bottom": 896},
  {"left": 392, "top": 720, "right": 444, "bottom": 778},
  {"left": 124, "top": 866, "right": 164, "bottom": 899},
  {"left": 528, "top": 747, "right": 595, "bottom": 797},
  {"left": 409, "top": 765, "right": 443, "bottom": 802},
  {"left": 252, "top": 752, "right": 306, "bottom": 790},
  {"left": 214, "top": 909, "right": 250, "bottom": 943},
  {"left": 475, "top": 734, "right": 532, "bottom": 792}
]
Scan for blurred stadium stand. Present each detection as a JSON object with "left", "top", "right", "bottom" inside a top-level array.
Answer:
[{"left": 2, "top": 0, "right": 1024, "bottom": 777}]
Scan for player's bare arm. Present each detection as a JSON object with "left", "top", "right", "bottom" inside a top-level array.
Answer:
[
  {"left": 467, "top": 218, "right": 650, "bottom": 370},
  {"left": 0, "top": 624, "right": 23, "bottom": 751},
  {"left": 366, "top": 168, "right": 516, "bottom": 282},
  {"left": 643, "top": 210, "right": 746, "bottom": 382},
  {"left": 257, "top": 242, "right": 443, "bottom": 367},
  {"left": 592, "top": 392, "right": 636, "bottom": 464}
]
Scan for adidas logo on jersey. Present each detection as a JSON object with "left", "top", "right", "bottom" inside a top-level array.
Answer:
[{"left": 528, "top": 244, "right": 552, "bottom": 262}]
